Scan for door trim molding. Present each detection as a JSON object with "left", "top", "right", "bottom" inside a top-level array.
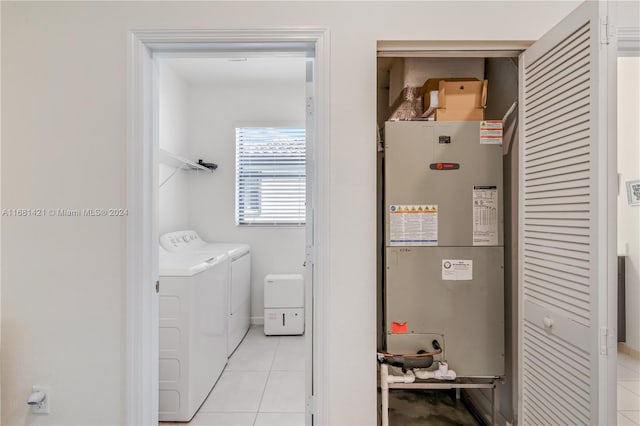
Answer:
[{"left": 126, "top": 28, "right": 330, "bottom": 426}]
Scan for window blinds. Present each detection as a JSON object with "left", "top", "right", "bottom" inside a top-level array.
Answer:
[{"left": 235, "top": 127, "right": 306, "bottom": 225}]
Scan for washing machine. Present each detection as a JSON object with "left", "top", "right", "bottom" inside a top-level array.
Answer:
[
  {"left": 160, "top": 230, "right": 251, "bottom": 356},
  {"left": 158, "top": 247, "right": 228, "bottom": 422}
]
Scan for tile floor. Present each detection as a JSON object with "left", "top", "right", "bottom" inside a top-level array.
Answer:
[
  {"left": 162, "top": 329, "right": 639, "bottom": 425},
  {"left": 162, "top": 326, "right": 305, "bottom": 426},
  {"left": 618, "top": 351, "right": 640, "bottom": 426}
]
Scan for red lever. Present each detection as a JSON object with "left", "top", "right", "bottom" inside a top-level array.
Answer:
[{"left": 430, "top": 162, "right": 460, "bottom": 170}]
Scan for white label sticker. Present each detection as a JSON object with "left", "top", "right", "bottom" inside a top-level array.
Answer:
[
  {"left": 473, "top": 186, "right": 498, "bottom": 246},
  {"left": 480, "top": 120, "right": 503, "bottom": 145},
  {"left": 442, "top": 259, "right": 473, "bottom": 281},
  {"left": 389, "top": 205, "right": 438, "bottom": 246}
]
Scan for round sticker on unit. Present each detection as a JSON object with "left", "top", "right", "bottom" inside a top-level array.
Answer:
[
  {"left": 443, "top": 261, "right": 452, "bottom": 269},
  {"left": 390, "top": 205, "right": 397, "bottom": 212}
]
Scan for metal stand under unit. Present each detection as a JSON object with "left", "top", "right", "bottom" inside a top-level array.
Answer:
[{"left": 380, "top": 364, "right": 500, "bottom": 426}]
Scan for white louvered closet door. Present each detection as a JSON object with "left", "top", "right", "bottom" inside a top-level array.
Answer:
[{"left": 519, "top": 2, "right": 616, "bottom": 425}]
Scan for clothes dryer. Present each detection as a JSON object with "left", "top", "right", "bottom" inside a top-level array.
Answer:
[
  {"left": 158, "top": 247, "right": 228, "bottom": 421},
  {"left": 160, "top": 230, "right": 251, "bottom": 356}
]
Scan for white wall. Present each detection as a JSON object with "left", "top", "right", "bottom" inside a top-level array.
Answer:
[
  {"left": 1, "top": 2, "right": 581, "bottom": 425},
  {"left": 159, "top": 62, "right": 191, "bottom": 235},
  {"left": 0, "top": 1, "right": 3, "bottom": 420},
  {"left": 186, "top": 79, "right": 306, "bottom": 321},
  {"left": 618, "top": 56, "right": 640, "bottom": 352}
]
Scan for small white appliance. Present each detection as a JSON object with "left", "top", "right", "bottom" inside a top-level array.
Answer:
[
  {"left": 160, "top": 230, "right": 251, "bottom": 356},
  {"left": 264, "top": 274, "right": 304, "bottom": 335},
  {"left": 158, "top": 247, "right": 228, "bottom": 422}
]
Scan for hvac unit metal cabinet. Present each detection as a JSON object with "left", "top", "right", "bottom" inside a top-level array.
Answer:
[{"left": 384, "top": 120, "right": 504, "bottom": 377}]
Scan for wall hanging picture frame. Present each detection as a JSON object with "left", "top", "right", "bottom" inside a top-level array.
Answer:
[{"left": 626, "top": 180, "right": 640, "bottom": 206}]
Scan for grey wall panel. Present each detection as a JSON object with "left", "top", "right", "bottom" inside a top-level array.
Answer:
[
  {"left": 384, "top": 121, "right": 503, "bottom": 247},
  {"left": 385, "top": 246, "right": 505, "bottom": 377}
]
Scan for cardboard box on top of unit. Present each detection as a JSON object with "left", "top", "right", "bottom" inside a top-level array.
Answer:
[
  {"left": 419, "top": 78, "right": 488, "bottom": 122},
  {"left": 387, "top": 78, "right": 489, "bottom": 122},
  {"left": 435, "top": 79, "right": 487, "bottom": 121}
]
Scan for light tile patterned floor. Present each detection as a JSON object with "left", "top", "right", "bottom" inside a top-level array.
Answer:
[
  {"left": 161, "top": 328, "right": 639, "bottom": 425},
  {"left": 618, "top": 351, "right": 640, "bottom": 425},
  {"left": 162, "top": 325, "right": 305, "bottom": 426}
]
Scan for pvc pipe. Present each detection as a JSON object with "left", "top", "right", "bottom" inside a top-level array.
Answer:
[
  {"left": 386, "top": 369, "right": 416, "bottom": 384},
  {"left": 414, "top": 361, "right": 457, "bottom": 381},
  {"left": 381, "top": 364, "right": 389, "bottom": 426}
]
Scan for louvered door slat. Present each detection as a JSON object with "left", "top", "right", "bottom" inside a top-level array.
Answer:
[
  {"left": 525, "top": 109, "right": 590, "bottom": 141},
  {"left": 524, "top": 210, "right": 590, "bottom": 220},
  {"left": 524, "top": 268, "right": 590, "bottom": 299},
  {"left": 523, "top": 256, "right": 591, "bottom": 279},
  {"left": 523, "top": 289, "right": 590, "bottom": 323},
  {"left": 525, "top": 164, "right": 590, "bottom": 183},
  {"left": 527, "top": 100, "right": 591, "bottom": 132},
  {"left": 527, "top": 144, "right": 589, "bottom": 172},
  {"left": 524, "top": 322, "right": 591, "bottom": 373},
  {"left": 526, "top": 79, "right": 590, "bottom": 115},
  {"left": 524, "top": 229, "right": 590, "bottom": 244},
  {"left": 524, "top": 203, "right": 589, "bottom": 212},
  {"left": 523, "top": 357, "right": 590, "bottom": 411},
  {"left": 524, "top": 245, "right": 589, "bottom": 266},
  {"left": 524, "top": 262, "right": 590, "bottom": 288},
  {"left": 523, "top": 218, "right": 589, "bottom": 230},
  {"left": 522, "top": 320, "right": 591, "bottom": 425},
  {"left": 525, "top": 176, "right": 589, "bottom": 193},
  {"left": 524, "top": 125, "right": 590, "bottom": 152},
  {"left": 524, "top": 186, "right": 590, "bottom": 200},
  {"left": 525, "top": 23, "right": 590, "bottom": 77},
  {"left": 521, "top": 372, "right": 585, "bottom": 424},
  {"left": 527, "top": 85, "right": 590, "bottom": 123},
  {"left": 525, "top": 168, "right": 590, "bottom": 183},
  {"left": 525, "top": 235, "right": 589, "bottom": 252},
  {"left": 519, "top": 2, "right": 611, "bottom": 423},
  {"left": 526, "top": 53, "right": 590, "bottom": 106},
  {"left": 524, "top": 329, "right": 592, "bottom": 393},
  {"left": 524, "top": 255, "right": 588, "bottom": 276},
  {"left": 524, "top": 222, "right": 590, "bottom": 237}
]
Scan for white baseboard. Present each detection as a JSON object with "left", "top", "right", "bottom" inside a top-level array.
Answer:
[
  {"left": 619, "top": 342, "right": 640, "bottom": 360},
  {"left": 251, "top": 316, "right": 264, "bottom": 325}
]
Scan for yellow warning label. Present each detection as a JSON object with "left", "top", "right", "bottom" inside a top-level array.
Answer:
[
  {"left": 389, "top": 204, "right": 438, "bottom": 214},
  {"left": 389, "top": 204, "right": 438, "bottom": 246},
  {"left": 480, "top": 120, "right": 503, "bottom": 145}
]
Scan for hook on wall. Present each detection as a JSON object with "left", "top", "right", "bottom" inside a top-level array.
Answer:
[{"left": 197, "top": 159, "right": 218, "bottom": 171}]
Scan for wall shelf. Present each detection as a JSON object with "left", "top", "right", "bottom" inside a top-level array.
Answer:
[{"left": 159, "top": 149, "right": 215, "bottom": 173}]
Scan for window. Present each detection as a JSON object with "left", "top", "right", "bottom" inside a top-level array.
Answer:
[{"left": 235, "top": 127, "right": 306, "bottom": 225}]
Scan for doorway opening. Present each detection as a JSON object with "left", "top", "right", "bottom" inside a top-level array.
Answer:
[
  {"left": 375, "top": 52, "right": 518, "bottom": 426},
  {"left": 126, "top": 30, "right": 330, "bottom": 426},
  {"left": 157, "top": 54, "right": 309, "bottom": 424},
  {"left": 616, "top": 54, "right": 640, "bottom": 425}
]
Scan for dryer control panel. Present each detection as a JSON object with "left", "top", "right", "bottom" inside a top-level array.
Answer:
[{"left": 160, "top": 230, "right": 204, "bottom": 251}]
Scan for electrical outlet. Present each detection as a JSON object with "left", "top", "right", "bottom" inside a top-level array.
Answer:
[{"left": 30, "top": 386, "right": 50, "bottom": 414}]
